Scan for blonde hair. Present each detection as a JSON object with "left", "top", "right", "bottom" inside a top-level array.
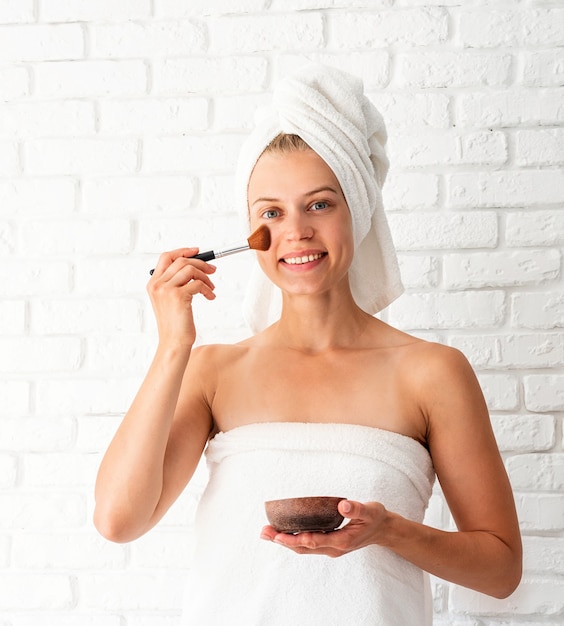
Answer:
[{"left": 262, "top": 132, "right": 312, "bottom": 155}]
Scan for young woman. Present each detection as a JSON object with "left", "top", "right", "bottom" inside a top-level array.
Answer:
[{"left": 94, "top": 65, "right": 522, "bottom": 625}]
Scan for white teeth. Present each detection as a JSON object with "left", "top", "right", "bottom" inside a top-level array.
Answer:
[{"left": 284, "top": 253, "right": 324, "bottom": 265}]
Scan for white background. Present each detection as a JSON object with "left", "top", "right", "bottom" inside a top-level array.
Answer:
[{"left": 0, "top": 0, "right": 563, "bottom": 624}]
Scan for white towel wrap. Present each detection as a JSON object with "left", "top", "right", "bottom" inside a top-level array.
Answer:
[
  {"left": 236, "top": 64, "right": 404, "bottom": 334},
  {"left": 181, "top": 422, "right": 435, "bottom": 625}
]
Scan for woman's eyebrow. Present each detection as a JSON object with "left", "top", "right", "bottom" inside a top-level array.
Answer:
[{"left": 251, "top": 186, "right": 340, "bottom": 207}]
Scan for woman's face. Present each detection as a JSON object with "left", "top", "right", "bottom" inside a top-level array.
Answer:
[{"left": 247, "top": 148, "right": 354, "bottom": 297}]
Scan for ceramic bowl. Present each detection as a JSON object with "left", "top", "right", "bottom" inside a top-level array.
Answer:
[{"left": 264, "top": 496, "right": 346, "bottom": 534}]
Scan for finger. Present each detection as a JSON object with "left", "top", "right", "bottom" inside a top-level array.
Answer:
[
  {"left": 339, "top": 499, "right": 363, "bottom": 520},
  {"left": 151, "top": 248, "right": 213, "bottom": 278},
  {"left": 166, "top": 262, "right": 217, "bottom": 293}
]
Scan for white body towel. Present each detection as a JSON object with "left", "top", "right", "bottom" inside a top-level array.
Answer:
[{"left": 181, "top": 422, "right": 435, "bottom": 625}]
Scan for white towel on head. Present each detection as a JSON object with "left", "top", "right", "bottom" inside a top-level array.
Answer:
[{"left": 236, "top": 63, "right": 404, "bottom": 334}]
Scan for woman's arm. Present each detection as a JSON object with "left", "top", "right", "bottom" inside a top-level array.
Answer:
[
  {"left": 261, "top": 345, "right": 522, "bottom": 598},
  {"left": 93, "top": 248, "right": 217, "bottom": 543}
]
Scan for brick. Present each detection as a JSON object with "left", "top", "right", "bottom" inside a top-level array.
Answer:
[
  {"left": 84, "top": 334, "right": 155, "bottom": 376},
  {"left": 0, "top": 100, "right": 95, "bottom": 139},
  {"left": 457, "top": 89, "right": 564, "bottom": 128},
  {"left": 0, "top": 141, "right": 20, "bottom": 175},
  {"left": 449, "top": 333, "right": 564, "bottom": 369},
  {"left": 524, "top": 375, "right": 564, "bottom": 412},
  {"left": 371, "top": 92, "right": 450, "bottom": 129},
  {"left": 199, "top": 175, "right": 236, "bottom": 217},
  {"left": 0, "top": 220, "right": 15, "bottom": 255},
  {"left": 0, "top": 381, "right": 30, "bottom": 416},
  {"left": 41, "top": 0, "right": 151, "bottom": 22},
  {"left": 0, "top": 493, "right": 86, "bottom": 529},
  {"left": 0, "top": 260, "right": 71, "bottom": 296},
  {"left": 398, "top": 52, "right": 512, "bottom": 88},
  {"left": 0, "top": 454, "right": 17, "bottom": 488},
  {"left": 387, "top": 290, "right": 505, "bottom": 329},
  {"left": 516, "top": 128, "right": 564, "bottom": 166},
  {"left": 0, "top": 66, "right": 29, "bottom": 100},
  {"left": 91, "top": 20, "right": 206, "bottom": 58},
  {"left": 383, "top": 173, "right": 439, "bottom": 210},
  {"left": 0, "top": 179, "right": 76, "bottom": 215},
  {"left": 74, "top": 258, "right": 148, "bottom": 296},
  {"left": 0, "top": 300, "right": 26, "bottom": 334},
  {"left": 36, "top": 378, "right": 140, "bottom": 415},
  {"left": 389, "top": 212, "right": 498, "bottom": 251},
  {"left": 153, "top": 57, "right": 268, "bottom": 95},
  {"left": 523, "top": 50, "right": 564, "bottom": 87},
  {"left": 143, "top": 135, "right": 242, "bottom": 174},
  {"left": 35, "top": 60, "right": 147, "bottom": 98},
  {"left": 524, "top": 8, "right": 564, "bottom": 46},
  {"left": 0, "top": 417, "right": 74, "bottom": 451},
  {"left": 23, "top": 452, "right": 100, "bottom": 487},
  {"left": 507, "top": 453, "right": 564, "bottom": 491},
  {"left": 457, "top": 10, "right": 521, "bottom": 48},
  {"left": 523, "top": 537, "right": 564, "bottom": 575},
  {"left": 478, "top": 374, "right": 520, "bottom": 411},
  {"left": 75, "top": 415, "right": 122, "bottom": 453},
  {"left": 155, "top": 0, "right": 268, "bottom": 16},
  {"left": 276, "top": 52, "right": 390, "bottom": 91},
  {"left": 444, "top": 250, "right": 561, "bottom": 289},
  {"left": 0, "top": 574, "right": 73, "bottom": 610},
  {"left": 99, "top": 98, "right": 209, "bottom": 135},
  {"left": 328, "top": 8, "right": 448, "bottom": 48},
  {"left": 511, "top": 292, "right": 564, "bottom": 329},
  {"left": 8, "top": 616, "right": 122, "bottom": 626},
  {"left": 130, "top": 530, "right": 193, "bottom": 568},
  {"left": 0, "top": 0, "right": 34, "bottom": 23},
  {"left": 82, "top": 175, "right": 196, "bottom": 215},
  {"left": 32, "top": 298, "right": 143, "bottom": 334},
  {"left": 79, "top": 572, "right": 184, "bottom": 611},
  {"left": 449, "top": 577, "right": 564, "bottom": 615},
  {"left": 447, "top": 170, "right": 564, "bottom": 208},
  {"left": 12, "top": 531, "right": 126, "bottom": 569},
  {"left": 209, "top": 14, "right": 324, "bottom": 54},
  {"left": 272, "top": 0, "right": 392, "bottom": 8},
  {"left": 0, "top": 24, "right": 83, "bottom": 62},
  {"left": 0, "top": 337, "right": 82, "bottom": 373},
  {"left": 20, "top": 218, "right": 132, "bottom": 256},
  {"left": 491, "top": 414, "right": 555, "bottom": 452},
  {"left": 214, "top": 93, "right": 272, "bottom": 132},
  {"left": 506, "top": 211, "right": 564, "bottom": 247},
  {"left": 25, "top": 138, "right": 138, "bottom": 176},
  {"left": 396, "top": 255, "right": 440, "bottom": 289},
  {"left": 388, "top": 131, "right": 506, "bottom": 167},
  {"left": 136, "top": 214, "right": 242, "bottom": 253}
]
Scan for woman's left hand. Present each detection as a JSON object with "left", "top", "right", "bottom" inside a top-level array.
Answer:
[{"left": 260, "top": 500, "right": 387, "bottom": 557}]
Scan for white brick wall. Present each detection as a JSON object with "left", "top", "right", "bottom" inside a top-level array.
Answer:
[{"left": 0, "top": 1, "right": 562, "bottom": 624}]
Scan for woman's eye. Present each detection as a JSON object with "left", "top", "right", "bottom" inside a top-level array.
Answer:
[
  {"left": 262, "top": 209, "right": 279, "bottom": 219},
  {"left": 311, "top": 201, "right": 328, "bottom": 210}
]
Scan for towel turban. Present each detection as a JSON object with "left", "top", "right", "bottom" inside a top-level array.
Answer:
[{"left": 236, "top": 63, "right": 403, "bottom": 333}]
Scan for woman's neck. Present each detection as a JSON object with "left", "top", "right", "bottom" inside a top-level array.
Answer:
[{"left": 271, "top": 290, "right": 375, "bottom": 353}]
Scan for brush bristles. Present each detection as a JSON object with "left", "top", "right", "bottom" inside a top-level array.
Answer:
[{"left": 247, "top": 225, "right": 271, "bottom": 252}]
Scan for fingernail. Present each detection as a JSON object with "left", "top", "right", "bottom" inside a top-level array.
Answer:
[{"left": 341, "top": 501, "right": 351, "bottom": 514}]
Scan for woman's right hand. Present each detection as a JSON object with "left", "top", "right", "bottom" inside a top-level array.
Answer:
[{"left": 147, "top": 248, "right": 217, "bottom": 348}]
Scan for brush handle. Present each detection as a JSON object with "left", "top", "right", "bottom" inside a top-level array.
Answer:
[
  {"left": 148, "top": 244, "right": 249, "bottom": 275},
  {"left": 192, "top": 250, "right": 216, "bottom": 262}
]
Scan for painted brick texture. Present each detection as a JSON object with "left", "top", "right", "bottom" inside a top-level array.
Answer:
[{"left": 0, "top": 2, "right": 562, "bottom": 624}]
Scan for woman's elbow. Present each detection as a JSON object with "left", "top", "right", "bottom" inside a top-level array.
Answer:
[
  {"left": 93, "top": 506, "right": 144, "bottom": 544},
  {"left": 489, "top": 550, "right": 523, "bottom": 599}
]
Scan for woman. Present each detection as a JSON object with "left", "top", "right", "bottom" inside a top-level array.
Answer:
[{"left": 94, "top": 65, "right": 522, "bottom": 625}]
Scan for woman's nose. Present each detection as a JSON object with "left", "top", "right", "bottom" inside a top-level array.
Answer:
[{"left": 285, "top": 212, "right": 313, "bottom": 241}]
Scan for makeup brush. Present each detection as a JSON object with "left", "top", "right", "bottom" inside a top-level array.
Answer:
[{"left": 149, "top": 225, "right": 271, "bottom": 275}]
